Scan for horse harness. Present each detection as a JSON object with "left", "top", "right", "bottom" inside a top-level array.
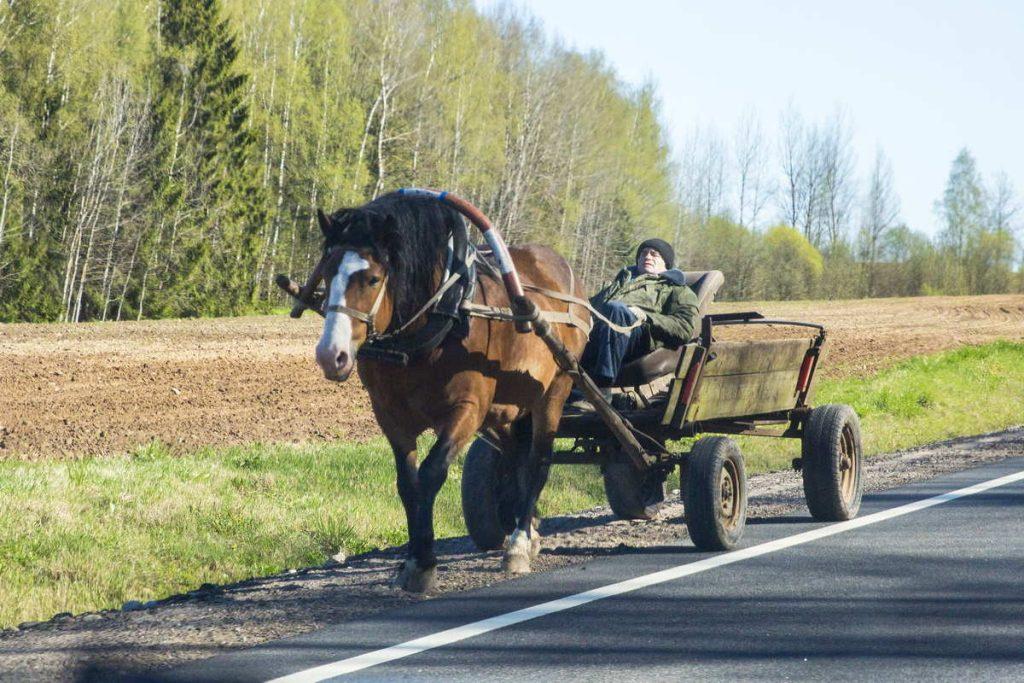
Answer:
[{"left": 302, "top": 229, "right": 639, "bottom": 366}]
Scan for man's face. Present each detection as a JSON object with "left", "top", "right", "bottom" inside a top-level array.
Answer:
[{"left": 636, "top": 247, "right": 666, "bottom": 275}]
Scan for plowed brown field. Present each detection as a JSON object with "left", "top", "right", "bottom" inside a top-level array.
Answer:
[{"left": 2, "top": 294, "right": 1022, "bottom": 460}]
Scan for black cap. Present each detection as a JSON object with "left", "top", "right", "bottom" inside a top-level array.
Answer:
[{"left": 636, "top": 238, "right": 675, "bottom": 270}]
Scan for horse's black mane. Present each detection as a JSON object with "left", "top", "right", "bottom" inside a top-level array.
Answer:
[{"left": 323, "top": 191, "right": 464, "bottom": 330}]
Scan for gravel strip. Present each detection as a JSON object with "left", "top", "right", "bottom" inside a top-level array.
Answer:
[{"left": 1, "top": 426, "right": 1021, "bottom": 681}]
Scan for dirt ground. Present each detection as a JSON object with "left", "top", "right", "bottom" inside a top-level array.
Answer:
[
  {"left": 1, "top": 427, "right": 1021, "bottom": 681},
  {"left": 1, "top": 294, "right": 1022, "bottom": 460}
]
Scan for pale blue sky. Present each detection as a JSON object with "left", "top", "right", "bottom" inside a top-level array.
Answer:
[{"left": 475, "top": 0, "right": 1023, "bottom": 236}]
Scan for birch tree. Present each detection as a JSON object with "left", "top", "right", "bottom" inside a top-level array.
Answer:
[
  {"left": 733, "top": 107, "right": 770, "bottom": 229},
  {"left": 816, "top": 111, "right": 856, "bottom": 249},
  {"left": 858, "top": 148, "right": 900, "bottom": 296}
]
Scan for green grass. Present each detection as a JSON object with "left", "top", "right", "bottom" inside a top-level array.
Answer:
[{"left": 1, "top": 341, "right": 1022, "bottom": 628}]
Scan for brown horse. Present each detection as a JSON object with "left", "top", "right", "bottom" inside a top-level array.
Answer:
[{"left": 312, "top": 192, "right": 588, "bottom": 592}]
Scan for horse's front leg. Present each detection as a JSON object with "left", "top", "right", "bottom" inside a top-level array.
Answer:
[
  {"left": 503, "top": 377, "right": 572, "bottom": 574},
  {"left": 387, "top": 434, "right": 420, "bottom": 569},
  {"left": 396, "top": 404, "right": 480, "bottom": 593}
]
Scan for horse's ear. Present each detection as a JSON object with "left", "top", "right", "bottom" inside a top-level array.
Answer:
[{"left": 316, "top": 208, "right": 332, "bottom": 237}]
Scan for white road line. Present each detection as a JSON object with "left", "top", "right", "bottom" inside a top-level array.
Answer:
[{"left": 268, "top": 468, "right": 1024, "bottom": 683}]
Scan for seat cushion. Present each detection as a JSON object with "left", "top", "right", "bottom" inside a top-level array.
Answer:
[{"left": 614, "top": 347, "right": 683, "bottom": 387}]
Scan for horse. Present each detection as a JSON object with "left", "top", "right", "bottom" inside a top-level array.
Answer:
[{"left": 311, "top": 191, "right": 589, "bottom": 592}]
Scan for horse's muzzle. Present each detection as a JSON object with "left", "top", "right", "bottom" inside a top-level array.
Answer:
[{"left": 316, "top": 347, "right": 354, "bottom": 382}]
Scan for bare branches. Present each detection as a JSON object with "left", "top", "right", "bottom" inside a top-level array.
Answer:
[
  {"left": 817, "top": 110, "right": 856, "bottom": 249},
  {"left": 989, "top": 172, "right": 1020, "bottom": 236},
  {"left": 733, "top": 107, "right": 770, "bottom": 230},
  {"left": 679, "top": 124, "right": 727, "bottom": 226},
  {"left": 60, "top": 77, "right": 150, "bottom": 322},
  {"left": 859, "top": 148, "right": 900, "bottom": 296}
]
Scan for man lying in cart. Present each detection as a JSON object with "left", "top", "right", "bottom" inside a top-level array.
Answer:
[{"left": 569, "top": 238, "right": 699, "bottom": 409}]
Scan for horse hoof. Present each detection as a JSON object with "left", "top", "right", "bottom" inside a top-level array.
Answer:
[
  {"left": 502, "top": 530, "right": 533, "bottom": 575},
  {"left": 394, "top": 559, "right": 437, "bottom": 593},
  {"left": 502, "top": 553, "right": 532, "bottom": 575},
  {"left": 529, "top": 532, "right": 542, "bottom": 559}
]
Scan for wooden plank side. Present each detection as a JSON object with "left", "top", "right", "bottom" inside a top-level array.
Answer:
[
  {"left": 703, "top": 338, "right": 814, "bottom": 377},
  {"left": 688, "top": 369, "right": 801, "bottom": 421},
  {"left": 660, "top": 344, "right": 697, "bottom": 426}
]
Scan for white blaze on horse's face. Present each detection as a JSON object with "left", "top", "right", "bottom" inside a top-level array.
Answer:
[{"left": 316, "top": 250, "right": 370, "bottom": 382}]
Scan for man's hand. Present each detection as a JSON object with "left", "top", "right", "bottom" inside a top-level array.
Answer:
[{"left": 627, "top": 306, "right": 647, "bottom": 323}]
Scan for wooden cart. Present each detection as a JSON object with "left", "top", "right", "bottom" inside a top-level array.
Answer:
[
  {"left": 461, "top": 309, "right": 864, "bottom": 552},
  {"left": 278, "top": 189, "right": 862, "bottom": 555}
]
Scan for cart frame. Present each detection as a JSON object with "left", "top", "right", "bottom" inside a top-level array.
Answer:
[{"left": 549, "top": 311, "right": 826, "bottom": 467}]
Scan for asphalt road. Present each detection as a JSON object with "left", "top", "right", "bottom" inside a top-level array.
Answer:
[{"left": 140, "top": 457, "right": 1024, "bottom": 682}]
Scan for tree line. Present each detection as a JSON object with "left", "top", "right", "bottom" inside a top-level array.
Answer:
[
  {"left": 677, "top": 108, "right": 1021, "bottom": 301},
  {"left": 0, "top": 0, "right": 1020, "bottom": 323}
]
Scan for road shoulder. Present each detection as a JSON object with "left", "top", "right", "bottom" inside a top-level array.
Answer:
[{"left": 1, "top": 426, "right": 1021, "bottom": 681}]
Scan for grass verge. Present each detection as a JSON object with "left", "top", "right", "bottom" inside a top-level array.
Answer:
[{"left": 1, "top": 341, "right": 1022, "bottom": 628}]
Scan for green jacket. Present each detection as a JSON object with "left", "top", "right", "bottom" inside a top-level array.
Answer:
[{"left": 591, "top": 267, "right": 700, "bottom": 350}]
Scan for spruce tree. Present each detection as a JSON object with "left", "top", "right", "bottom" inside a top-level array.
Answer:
[
  {"left": 147, "top": 0, "right": 266, "bottom": 317},
  {"left": 0, "top": 0, "right": 65, "bottom": 321}
]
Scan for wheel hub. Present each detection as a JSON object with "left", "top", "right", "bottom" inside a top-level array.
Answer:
[
  {"left": 839, "top": 425, "right": 859, "bottom": 501},
  {"left": 719, "top": 462, "right": 740, "bottom": 529}
]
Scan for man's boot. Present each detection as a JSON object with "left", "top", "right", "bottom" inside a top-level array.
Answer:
[{"left": 565, "top": 386, "right": 613, "bottom": 412}]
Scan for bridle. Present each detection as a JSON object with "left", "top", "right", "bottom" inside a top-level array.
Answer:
[
  {"left": 282, "top": 237, "right": 467, "bottom": 354},
  {"left": 326, "top": 278, "right": 389, "bottom": 339},
  {"left": 321, "top": 246, "right": 390, "bottom": 340}
]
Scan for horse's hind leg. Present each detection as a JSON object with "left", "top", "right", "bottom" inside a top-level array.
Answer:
[
  {"left": 396, "top": 404, "right": 480, "bottom": 593},
  {"left": 503, "top": 453, "right": 548, "bottom": 574},
  {"left": 503, "top": 376, "right": 572, "bottom": 574}
]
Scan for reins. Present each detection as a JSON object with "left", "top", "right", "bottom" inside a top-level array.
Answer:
[
  {"left": 287, "top": 246, "right": 640, "bottom": 341},
  {"left": 277, "top": 189, "right": 639, "bottom": 349},
  {"left": 468, "top": 251, "right": 640, "bottom": 336},
  {"left": 316, "top": 244, "right": 466, "bottom": 343},
  {"left": 323, "top": 258, "right": 600, "bottom": 339},
  {"left": 460, "top": 282, "right": 644, "bottom": 336}
]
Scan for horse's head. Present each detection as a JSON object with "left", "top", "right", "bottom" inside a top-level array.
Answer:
[
  {"left": 311, "top": 194, "right": 458, "bottom": 381},
  {"left": 314, "top": 209, "right": 395, "bottom": 382}
]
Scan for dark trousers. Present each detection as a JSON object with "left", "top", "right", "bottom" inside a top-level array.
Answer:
[{"left": 580, "top": 301, "right": 649, "bottom": 387}]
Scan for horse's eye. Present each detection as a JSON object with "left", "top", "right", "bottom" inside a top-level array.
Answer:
[{"left": 368, "top": 275, "right": 382, "bottom": 286}]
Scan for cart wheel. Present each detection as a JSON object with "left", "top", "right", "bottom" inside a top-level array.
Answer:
[
  {"left": 601, "top": 448, "right": 665, "bottom": 521},
  {"left": 461, "top": 438, "right": 518, "bottom": 550},
  {"left": 801, "top": 404, "right": 863, "bottom": 521},
  {"left": 678, "top": 459, "right": 689, "bottom": 509},
  {"left": 684, "top": 437, "right": 747, "bottom": 551}
]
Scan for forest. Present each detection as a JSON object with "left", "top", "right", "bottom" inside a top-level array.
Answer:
[{"left": 0, "top": 0, "right": 1020, "bottom": 322}]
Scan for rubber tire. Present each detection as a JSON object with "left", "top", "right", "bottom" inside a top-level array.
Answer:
[
  {"left": 801, "top": 404, "right": 863, "bottom": 521},
  {"left": 678, "top": 459, "right": 689, "bottom": 510},
  {"left": 602, "top": 452, "right": 665, "bottom": 521},
  {"left": 684, "top": 437, "right": 747, "bottom": 551},
  {"left": 602, "top": 461, "right": 649, "bottom": 520},
  {"left": 461, "top": 438, "right": 518, "bottom": 551}
]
